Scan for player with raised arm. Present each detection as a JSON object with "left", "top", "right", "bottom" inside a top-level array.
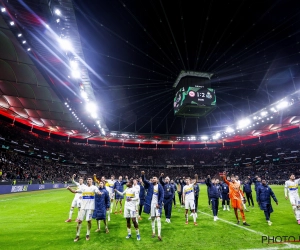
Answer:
[
  {"left": 141, "top": 171, "right": 164, "bottom": 241},
  {"left": 115, "top": 179, "right": 141, "bottom": 241},
  {"left": 182, "top": 174, "right": 198, "bottom": 226},
  {"left": 284, "top": 174, "right": 300, "bottom": 224},
  {"left": 67, "top": 177, "right": 103, "bottom": 242},
  {"left": 65, "top": 174, "right": 86, "bottom": 223},
  {"left": 222, "top": 172, "right": 250, "bottom": 226},
  {"left": 106, "top": 175, "right": 116, "bottom": 214}
]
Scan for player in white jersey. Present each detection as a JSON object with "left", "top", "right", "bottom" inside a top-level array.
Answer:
[
  {"left": 285, "top": 174, "right": 300, "bottom": 224},
  {"left": 115, "top": 179, "right": 141, "bottom": 241},
  {"left": 67, "top": 177, "right": 102, "bottom": 242},
  {"left": 65, "top": 174, "right": 86, "bottom": 223},
  {"left": 106, "top": 175, "right": 116, "bottom": 219},
  {"left": 133, "top": 179, "right": 141, "bottom": 222},
  {"left": 182, "top": 175, "right": 198, "bottom": 226}
]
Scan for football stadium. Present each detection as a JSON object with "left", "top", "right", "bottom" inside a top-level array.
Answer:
[{"left": 1, "top": 1, "right": 300, "bottom": 249}]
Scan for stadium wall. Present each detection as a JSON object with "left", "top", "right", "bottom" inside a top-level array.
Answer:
[{"left": 0, "top": 183, "right": 68, "bottom": 195}]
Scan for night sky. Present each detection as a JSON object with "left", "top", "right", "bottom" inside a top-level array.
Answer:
[{"left": 73, "top": 0, "right": 300, "bottom": 135}]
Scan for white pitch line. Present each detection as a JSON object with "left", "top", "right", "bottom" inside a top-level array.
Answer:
[
  {"left": 243, "top": 243, "right": 300, "bottom": 250},
  {"left": 198, "top": 210, "right": 265, "bottom": 236},
  {"left": 198, "top": 210, "right": 300, "bottom": 250}
]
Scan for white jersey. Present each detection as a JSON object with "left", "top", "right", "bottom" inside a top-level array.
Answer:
[
  {"left": 77, "top": 185, "right": 100, "bottom": 210},
  {"left": 285, "top": 179, "right": 300, "bottom": 197},
  {"left": 73, "top": 180, "right": 86, "bottom": 199},
  {"left": 105, "top": 179, "right": 115, "bottom": 194},
  {"left": 151, "top": 184, "right": 159, "bottom": 206},
  {"left": 183, "top": 183, "right": 195, "bottom": 201},
  {"left": 116, "top": 187, "right": 138, "bottom": 211},
  {"left": 133, "top": 184, "right": 140, "bottom": 196}
]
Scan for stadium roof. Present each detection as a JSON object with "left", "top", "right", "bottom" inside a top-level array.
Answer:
[{"left": 0, "top": 12, "right": 83, "bottom": 135}]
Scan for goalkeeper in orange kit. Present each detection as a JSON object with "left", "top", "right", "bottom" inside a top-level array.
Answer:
[{"left": 221, "top": 172, "right": 250, "bottom": 226}]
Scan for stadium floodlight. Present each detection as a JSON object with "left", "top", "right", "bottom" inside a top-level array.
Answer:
[
  {"left": 80, "top": 91, "right": 88, "bottom": 100},
  {"left": 212, "top": 132, "right": 221, "bottom": 140},
  {"left": 27, "top": 48, "right": 31, "bottom": 51},
  {"left": 22, "top": 40, "right": 26, "bottom": 44},
  {"left": 1, "top": 7, "right": 6, "bottom": 12},
  {"left": 261, "top": 111, "right": 268, "bottom": 117},
  {"left": 96, "top": 120, "right": 100, "bottom": 124},
  {"left": 58, "top": 38, "right": 73, "bottom": 51},
  {"left": 270, "top": 107, "right": 277, "bottom": 112},
  {"left": 86, "top": 101, "right": 97, "bottom": 113},
  {"left": 71, "top": 70, "right": 80, "bottom": 78},
  {"left": 54, "top": 9, "right": 61, "bottom": 16},
  {"left": 56, "top": 18, "right": 60, "bottom": 23},
  {"left": 70, "top": 60, "right": 78, "bottom": 69},
  {"left": 201, "top": 135, "right": 208, "bottom": 140},
  {"left": 237, "top": 118, "right": 250, "bottom": 129},
  {"left": 17, "top": 33, "right": 22, "bottom": 37},
  {"left": 226, "top": 127, "right": 234, "bottom": 133},
  {"left": 276, "top": 101, "right": 288, "bottom": 110},
  {"left": 10, "top": 21, "right": 14, "bottom": 26},
  {"left": 91, "top": 113, "right": 98, "bottom": 119}
]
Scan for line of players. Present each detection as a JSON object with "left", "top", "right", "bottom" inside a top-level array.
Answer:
[{"left": 65, "top": 172, "right": 300, "bottom": 242}]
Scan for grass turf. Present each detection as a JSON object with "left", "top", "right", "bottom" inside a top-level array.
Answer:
[{"left": 1, "top": 185, "right": 300, "bottom": 250}]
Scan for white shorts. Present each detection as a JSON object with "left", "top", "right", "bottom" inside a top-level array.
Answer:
[
  {"left": 185, "top": 199, "right": 195, "bottom": 210},
  {"left": 78, "top": 209, "right": 93, "bottom": 222},
  {"left": 124, "top": 208, "right": 136, "bottom": 218},
  {"left": 109, "top": 193, "right": 115, "bottom": 200},
  {"left": 150, "top": 205, "right": 160, "bottom": 217},
  {"left": 289, "top": 194, "right": 300, "bottom": 206},
  {"left": 71, "top": 198, "right": 81, "bottom": 208}
]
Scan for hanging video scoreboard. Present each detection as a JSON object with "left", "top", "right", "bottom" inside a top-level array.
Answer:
[
  {"left": 174, "top": 86, "right": 216, "bottom": 114},
  {"left": 173, "top": 73, "right": 216, "bottom": 116}
]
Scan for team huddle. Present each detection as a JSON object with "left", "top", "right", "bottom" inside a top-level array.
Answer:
[{"left": 65, "top": 171, "right": 300, "bottom": 242}]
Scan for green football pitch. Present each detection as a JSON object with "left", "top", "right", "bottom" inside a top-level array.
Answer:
[{"left": 1, "top": 185, "right": 300, "bottom": 250}]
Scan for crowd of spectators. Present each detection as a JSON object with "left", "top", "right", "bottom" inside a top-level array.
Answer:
[{"left": 1, "top": 119, "right": 300, "bottom": 184}]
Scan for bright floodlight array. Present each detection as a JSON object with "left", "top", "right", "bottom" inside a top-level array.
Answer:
[
  {"left": 52, "top": 6, "right": 104, "bottom": 135},
  {"left": 0, "top": 6, "right": 32, "bottom": 55}
]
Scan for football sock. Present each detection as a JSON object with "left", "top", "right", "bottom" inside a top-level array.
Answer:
[
  {"left": 76, "top": 223, "right": 82, "bottom": 236},
  {"left": 69, "top": 208, "right": 74, "bottom": 219},
  {"left": 157, "top": 217, "right": 161, "bottom": 236},
  {"left": 151, "top": 218, "right": 156, "bottom": 234}
]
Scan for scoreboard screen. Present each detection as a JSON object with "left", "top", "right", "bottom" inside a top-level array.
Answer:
[{"left": 174, "top": 86, "right": 216, "bottom": 114}]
